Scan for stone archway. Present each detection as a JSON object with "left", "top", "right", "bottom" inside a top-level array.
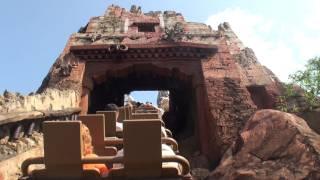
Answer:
[
  {"left": 90, "top": 64, "right": 195, "bottom": 140},
  {"left": 81, "top": 60, "right": 211, "bottom": 158},
  {"left": 69, "top": 41, "right": 260, "bottom": 167}
]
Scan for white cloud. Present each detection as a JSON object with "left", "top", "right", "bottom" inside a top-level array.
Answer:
[
  {"left": 293, "top": 32, "right": 320, "bottom": 61},
  {"left": 305, "top": 0, "right": 320, "bottom": 31},
  {"left": 292, "top": 0, "right": 320, "bottom": 61},
  {"left": 206, "top": 8, "right": 304, "bottom": 82}
]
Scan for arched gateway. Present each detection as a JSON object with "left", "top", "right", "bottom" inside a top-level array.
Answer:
[{"left": 38, "top": 5, "right": 281, "bottom": 165}]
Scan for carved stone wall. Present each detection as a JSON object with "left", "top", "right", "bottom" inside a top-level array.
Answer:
[{"left": 34, "top": 5, "right": 282, "bottom": 166}]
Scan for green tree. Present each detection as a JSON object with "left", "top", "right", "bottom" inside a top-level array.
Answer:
[
  {"left": 276, "top": 83, "right": 299, "bottom": 112},
  {"left": 289, "top": 56, "right": 320, "bottom": 109}
]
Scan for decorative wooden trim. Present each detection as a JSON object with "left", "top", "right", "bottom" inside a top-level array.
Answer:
[{"left": 70, "top": 43, "right": 217, "bottom": 61}]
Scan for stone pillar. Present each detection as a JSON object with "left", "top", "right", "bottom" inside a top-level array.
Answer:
[
  {"left": 79, "top": 87, "right": 90, "bottom": 115},
  {"left": 195, "top": 83, "right": 210, "bottom": 156}
]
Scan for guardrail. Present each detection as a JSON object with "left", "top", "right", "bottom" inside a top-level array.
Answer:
[{"left": 0, "top": 108, "right": 81, "bottom": 141}]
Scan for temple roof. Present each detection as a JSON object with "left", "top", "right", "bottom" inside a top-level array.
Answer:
[{"left": 71, "top": 5, "right": 224, "bottom": 47}]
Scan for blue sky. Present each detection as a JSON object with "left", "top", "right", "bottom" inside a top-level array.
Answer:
[{"left": 1, "top": 0, "right": 319, "bottom": 105}]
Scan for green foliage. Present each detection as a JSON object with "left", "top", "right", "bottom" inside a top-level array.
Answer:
[
  {"left": 276, "top": 95, "right": 289, "bottom": 112},
  {"left": 289, "top": 56, "right": 320, "bottom": 109},
  {"left": 283, "top": 83, "right": 296, "bottom": 97},
  {"left": 276, "top": 83, "right": 299, "bottom": 113},
  {"left": 276, "top": 57, "right": 320, "bottom": 112}
]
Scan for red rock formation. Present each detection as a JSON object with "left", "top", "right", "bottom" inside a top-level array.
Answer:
[
  {"left": 36, "top": 5, "right": 282, "bottom": 165},
  {"left": 210, "top": 109, "right": 320, "bottom": 179}
]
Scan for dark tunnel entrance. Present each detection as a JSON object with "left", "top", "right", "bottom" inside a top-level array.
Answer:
[
  {"left": 88, "top": 65, "right": 197, "bottom": 142},
  {"left": 88, "top": 65, "right": 196, "bottom": 139},
  {"left": 247, "top": 85, "right": 274, "bottom": 109}
]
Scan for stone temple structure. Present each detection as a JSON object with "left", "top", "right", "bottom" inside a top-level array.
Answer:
[
  {"left": 2, "top": 5, "right": 320, "bottom": 179},
  {"left": 36, "top": 5, "right": 282, "bottom": 165}
]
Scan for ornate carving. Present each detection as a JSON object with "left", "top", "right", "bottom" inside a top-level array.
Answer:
[
  {"left": 58, "top": 54, "right": 78, "bottom": 77},
  {"left": 99, "top": 12, "right": 122, "bottom": 33},
  {"left": 108, "top": 44, "right": 128, "bottom": 53},
  {"left": 162, "top": 22, "right": 184, "bottom": 42},
  {"left": 130, "top": 5, "right": 142, "bottom": 14},
  {"left": 218, "top": 22, "right": 231, "bottom": 31},
  {"left": 59, "top": 63, "right": 72, "bottom": 77},
  {"left": 89, "top": 33, "right": 102, "bottom": 42},
  {"left": 103, "top": 36, "right": 124, "bottom": 44}
]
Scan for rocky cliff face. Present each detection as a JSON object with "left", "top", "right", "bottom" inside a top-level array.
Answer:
[
  {"left": 210, "top": 109, "right": 320, "bottom": 179},
  {"left": 157, "top": 91, "right": 169, "bottom": 111},
  {"left": 0, "top": 89, "right": 78, "bottom": 114}
]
